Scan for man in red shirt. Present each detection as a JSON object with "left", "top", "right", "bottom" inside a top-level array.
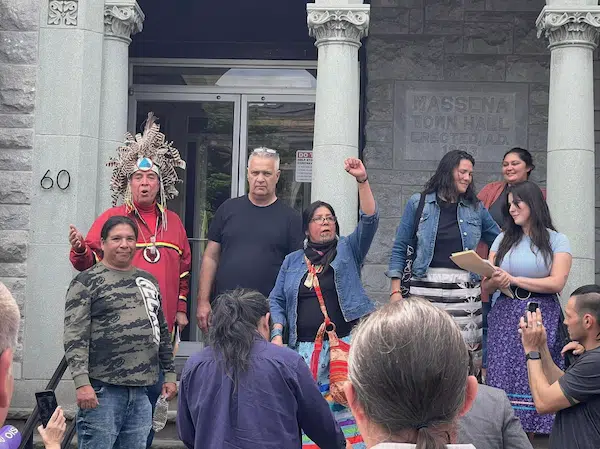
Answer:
[{"left": 67, "top": 113, "right": 191, "bottom": 448}]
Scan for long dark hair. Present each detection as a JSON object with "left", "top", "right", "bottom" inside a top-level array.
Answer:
[
  {"left": 302, "top": 201, "right": 340, "bottom": 236},
  {"left": 423, "top": 150, "right": 477, "bottom": 204},
  {"left": 494, "top": 181, "right": 556, "bottom": 267},
  {"left": 208, "top": 289, "right": 269, "bottom": 382},
  {"left": 503, "top": 147, "right": 535, "bottom": 179}
]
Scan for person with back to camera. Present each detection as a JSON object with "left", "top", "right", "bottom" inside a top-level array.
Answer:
[
  {"left": 482, "top": 181, "right": 572, "bottom": 441},
  {"left": 177, "top": 289, "right": 346, "bottom": 449},
  {"left": 343, "top": 297, "right": 478, "bottom": 449},
  {"left": 387, "top": 150, "right": 500, "bottom": 374},
  {"left": 270, "top": 157, "right": 377, "bottom": 449},
  {"left": 476, "top": 148, "right": 545, "bottom": 378}
]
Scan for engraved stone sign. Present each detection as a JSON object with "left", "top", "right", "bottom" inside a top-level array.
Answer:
[{"left": 394, "top": 82, "right": 529, "bottom": 163}]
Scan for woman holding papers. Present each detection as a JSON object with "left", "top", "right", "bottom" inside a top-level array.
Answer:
[
  {"left": 386, "top": 150, "right": 500, "bottom": 374},
  {"left": 483, "top": 181, "right": 571, "bottom": 437},
  {"left": 477, "top": 148, "right": 545, "bottom": 376}
]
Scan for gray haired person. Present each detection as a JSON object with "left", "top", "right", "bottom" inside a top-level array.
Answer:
[
  {"left": 344, "top": 297, "right": 479, "bottom": 449},
  {"left": 196, "top": 148, "right": 303, "bottom": 333},
  {"left": 0, "top": 282, "right": 66, "bottom": 448}
]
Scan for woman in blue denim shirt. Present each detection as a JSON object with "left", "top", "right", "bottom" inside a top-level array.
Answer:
[
  {"left": 269, "top": 158, "right": 377, "bottom": 449},
  {"left": 386, "top": 150, "right": 500, "bottom": 373}
]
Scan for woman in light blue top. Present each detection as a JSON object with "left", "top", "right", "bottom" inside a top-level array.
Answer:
[{"left": 483, "top": 181, "right": 572, "bottom": 438}]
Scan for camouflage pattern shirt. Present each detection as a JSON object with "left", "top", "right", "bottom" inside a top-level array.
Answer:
[{"left": 64, "top": 263, "right": 176, "bottom": 388}]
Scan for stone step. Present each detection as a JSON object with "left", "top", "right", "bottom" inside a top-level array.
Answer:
[
  {"left": 8, "top": 407, "right": 550, "bottom": 449},
  {"left": 30, "top": 436, "right": 185, "bottom": 449}
]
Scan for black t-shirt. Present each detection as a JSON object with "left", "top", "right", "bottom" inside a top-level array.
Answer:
[
  {"left": 208, "top": 196, "right": 303, "bottom": 298},
  {"left": 550, "top": 346, "right": 600, "bottom": 449},
  {"left": 296, "top": 268, "right": 357, "bottom": 342},
  {"left": 430, "top": 197, "right": 463, "bottom": 269},
  {"left": 488, "top": 185, "right": 508, "bottom": 230}
]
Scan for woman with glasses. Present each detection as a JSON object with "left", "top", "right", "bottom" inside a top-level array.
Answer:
[{"left": 269, "top": 157, "right": 378, "bottom": 449}]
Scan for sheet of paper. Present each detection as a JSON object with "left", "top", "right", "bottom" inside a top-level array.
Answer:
[{"left": 450, "top": 250, "right": 514, "bottom": 298}]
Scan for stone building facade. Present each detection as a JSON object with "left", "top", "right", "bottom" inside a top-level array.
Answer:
[
  {"left": 361, "top": 0, "right": 600, "bottom": 304},
  {"left": 1, "top": 0, "right": 39, "bottom": 384},
  {"left": 0, "top": 0, "right": 598, "bottom": 410}
]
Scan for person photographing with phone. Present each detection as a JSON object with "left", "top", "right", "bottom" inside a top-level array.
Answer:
[
  {"left": 519, "top": 285, "right": 600, "bottom": 449},
  {"left": 0, "top": 282, "right": 66, "bottom": 449}
]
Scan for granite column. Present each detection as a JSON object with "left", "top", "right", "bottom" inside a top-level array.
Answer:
[
  {"left": 537, "top": 1, "right": 600, "bottom": 299},
  {"left": 22, "top": 0, "right": 105, "bottom": 403},
  {"left": 98, "top": 1, "right": 144, "bottom": 210},
  {"left": 307, "top": 0, "right": 369, "bottom": 235}
]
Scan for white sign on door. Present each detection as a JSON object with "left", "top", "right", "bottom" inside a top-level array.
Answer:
[{"left": 295, "top": 150, "right": 312, "bottom": 183}]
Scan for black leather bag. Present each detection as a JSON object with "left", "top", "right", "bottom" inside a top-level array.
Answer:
[{"left": 400, "top": 193, "right": 426, "bottom": 297}]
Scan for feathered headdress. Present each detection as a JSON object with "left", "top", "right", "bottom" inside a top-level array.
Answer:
[{"left": 107, "top": 112, "right": 186, "bottom": 227}]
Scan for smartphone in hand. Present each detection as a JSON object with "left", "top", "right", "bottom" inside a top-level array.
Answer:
[
  {"left": 35, "top": 390, "right": 58, "bottom": 428},
  {"left": 524, "top": 301, "right": 540, "bottom": 324}
]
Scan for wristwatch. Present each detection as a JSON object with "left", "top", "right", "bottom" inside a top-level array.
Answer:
[
  {"left": 270, "top": 328, "right": 283, "bottom": 340},
  {"left": 526, "top": 351, "right": 541, "bottom": 361}
]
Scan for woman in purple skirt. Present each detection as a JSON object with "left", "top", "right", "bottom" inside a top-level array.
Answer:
[{"left": 483, "top": 181, "right": 572, "bottom": 439}]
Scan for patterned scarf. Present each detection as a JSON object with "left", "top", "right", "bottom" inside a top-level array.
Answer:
[{"left": 303, "top": 238, "right": 338, "bottom": 289}]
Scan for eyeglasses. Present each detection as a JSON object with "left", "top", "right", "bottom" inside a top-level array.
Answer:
[
  {"left": 253, "top": 148, "right": 278, "bottom": 155},
  {"left": 310, "top": 216, "right": 337, "bottom": 224}
]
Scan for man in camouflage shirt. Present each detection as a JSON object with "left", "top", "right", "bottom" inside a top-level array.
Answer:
[{"left": 64, "top": 215, "right": 177, "bottom": 449}]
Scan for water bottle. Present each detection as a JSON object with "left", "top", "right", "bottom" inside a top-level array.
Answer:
[{"left": 152, "top": 396, "right": 169, "bottom": 432}]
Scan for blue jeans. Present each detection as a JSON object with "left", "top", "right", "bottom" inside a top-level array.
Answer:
[
  {"left": 76, "top": 379, "right": 151, "bottom": 449},
  {"left": 146, "top": 371, "right": 164, "bottom": 448}
]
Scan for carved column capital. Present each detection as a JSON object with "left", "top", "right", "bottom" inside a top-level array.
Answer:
[
  {"left": 536, "top": 7, "right": 600, "bottom": 50},
  {"left": 307, "top": 5, "right": 370, "bottom": 48},
  {"left": 104, "top": 1, "right": 144, "bottom": 44}
]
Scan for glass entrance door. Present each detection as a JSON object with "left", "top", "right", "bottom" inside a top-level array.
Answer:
[
  {"left": 132, "top": 93, "right": 315, "bottom": 342},
  {"left": 240, "top": 94, "right": 315, "bottom": 212},
  {"left": 134, "top": 94, "right": 240, "bottom": 342}
]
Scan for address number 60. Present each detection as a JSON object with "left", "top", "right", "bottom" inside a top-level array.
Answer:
[{"left": 41, "top": 169, "right": 71, "bottom": 190}]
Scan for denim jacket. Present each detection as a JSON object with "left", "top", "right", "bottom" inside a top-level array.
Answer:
[
  {"left": 386, "top": 192, "right": 500, "bottom": 282},
  {"left": 269, "top": 209, "right": 379, "bottom": 349}
]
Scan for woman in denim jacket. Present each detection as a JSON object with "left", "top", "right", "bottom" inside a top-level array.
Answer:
[
  {"left": 386, "top": 150, "right": 500, "bottom": 373},
  {"left": 270, "top": 157, "right": 377, "bottom": 449}
]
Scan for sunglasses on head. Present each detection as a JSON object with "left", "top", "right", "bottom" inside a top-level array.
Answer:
[{"left": 252, "top": 148, "right": 278, "bottom": 155}]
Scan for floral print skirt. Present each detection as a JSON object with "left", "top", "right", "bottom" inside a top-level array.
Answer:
[{"left": 486, "top": 293, "right": 564, "bottom": 434}]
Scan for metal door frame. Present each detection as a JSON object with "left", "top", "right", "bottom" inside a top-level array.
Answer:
[
  {"left": 128, "top": 64, "right": 317, "bottom": 341},
  {"left": 239, "top": 93, "right": 316, "bottom": 197},
  {"left": 128, "top": 92, "right": 242, "bottom": 200},
  {"left": 129, "top": 92, "right": 243, "bottom": 342}
]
